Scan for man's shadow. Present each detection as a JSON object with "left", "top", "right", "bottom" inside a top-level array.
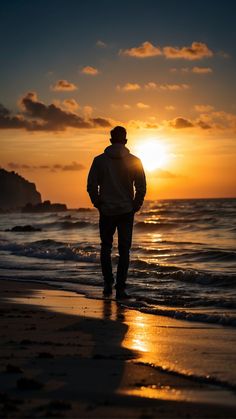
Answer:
[{"left": 0, "top": 286, "right": 136, "bottom": 407}]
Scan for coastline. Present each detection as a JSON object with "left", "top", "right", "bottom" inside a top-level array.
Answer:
[{"left": 0, "top": 279, "right": 236, "bottom": 418}]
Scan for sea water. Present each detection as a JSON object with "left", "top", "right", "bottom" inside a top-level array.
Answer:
[{"left": 0, "top": 198, "right": 236, "bottom": 327}]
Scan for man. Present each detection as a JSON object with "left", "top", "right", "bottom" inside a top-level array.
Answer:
[{"left": 87, "top": 126, "right": 146, "bottom": 299}]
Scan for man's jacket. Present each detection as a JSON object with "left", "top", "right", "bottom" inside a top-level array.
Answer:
[{"left": 87, "top": 144, "right": 146, "bottom": 215}]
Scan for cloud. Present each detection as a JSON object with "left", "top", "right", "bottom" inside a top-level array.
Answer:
[
  {"left": 92, "top": 117, "right": 111, "bottom": 127},
  {"left": 54, "top": 161, "right": 85, "bottom": 171},
  {"left": 8, "top": 161, "right": 86, "bottom": 171},
  {"left": 144, "top": 82, "right": 158, "bottom": 89},
  {"left": 205, "top": 111, "right": 236, "bottom": 130},
  {"left": 83, "top": 105, "right": 93, "bottom": 118},
  {"left": 0, "top": 92, "right": 111, "bottom": 131},
  {"left": 51, "top": 80, "right": 78, "bottom": 91},
  {"left": 111, "top": 103, "right": 132, "bottom": 110},
  {"left": 8, "top": 162, "right": 31, "bottom": 170},
  {"left": 120, "top": 41, "right": 213, "bottom": 60},
  {"left": 168, "top": 110, "right": 236, "bottom": 131},
  {"left": 168, "top": 116, "right": 212, "bottom": 130},
  {"left": 117, "top": 83, "right": 141, "bottom": 91},
  {"left": 120, "top": 41, "right": 162, "bottom": 58},
  {"left": 96, "top": 40, "right": 107, "bottom": 48},
  {"left": 169, "top": 117, "right": 194, "bottom": 129},
  {"left": 173, "top": 66, "right": 213, "bottom": 74},
  {"left": 197, "top": 120, "right": 212, "bottom": 130},
  {"left": 145, "top": 82, "right": 189, "bottom": 90},
  {"left": 62, "top": 99, "right": 80, "bottom": 110},
  {"left": 81, "top": 66, "right": 99, "bottom": 75},
  {"left": 127, "top": 119, "right": 159, "bottom": 129},
  {"left": 165, "top": 105, "right": 175, "bottom": 111},
  {"left": 192, "top": 66, "right": 213, "bottom": 74},
  {"left": 160, "top": 84, "right": 189, "bottom": 91},
  {"left": 195, "top": 104, "right": 214, "bottom": 112},
  {"left": 137, "top": 102, "right": 150, "bottom": 109},
  {"left": 163, "top": 42, "right": 213, "bottom": 60},
  {"left": 144, "top": 123, "right": 159, "bottom": 129},
  {"left": 0, "top": 104, "right": 26, "bottom": 129}
]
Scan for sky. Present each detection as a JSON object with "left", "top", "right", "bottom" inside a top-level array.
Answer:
[{"left": 0, "top": 0, "right": 236, "bottom": 207}]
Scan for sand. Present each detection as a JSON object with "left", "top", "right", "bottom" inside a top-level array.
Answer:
[{"left": 0, "top": 279, "right": 236, "bottom": 418}]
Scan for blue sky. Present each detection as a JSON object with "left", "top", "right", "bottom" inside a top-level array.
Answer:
[{"left": 1, "top": 0, "right": 236, "bottom": 107}]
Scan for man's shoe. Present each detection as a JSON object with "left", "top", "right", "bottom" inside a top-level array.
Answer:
[
  {"left": 116, "top": 290, "right": 130, "bottom": 300},
  {"left": 103, "top": 284, "right": 113, "bottom": 297}
]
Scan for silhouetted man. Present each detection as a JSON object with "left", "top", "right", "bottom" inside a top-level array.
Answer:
[{"left": 87, "top": 126, "right": 146, "bottom": 299}]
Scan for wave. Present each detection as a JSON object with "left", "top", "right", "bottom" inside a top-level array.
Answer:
[
  {"left": 136, "top": 361, "right": 236, "bottom": 391},
  {"left": 135, "top": 221, "right": 180, "bottom": 231},
  {"left": 168, "top": 249, "right": 236, "bottom": 263},
  {"left": 123, "top": 300, "right": 236, "bottom": 327},
  {"left": 1, "top": 239, "right": 235, "bottom": 284},
  {"left": 130, "top": 261, "right": 236, "bottom": 286},
  {"left": 0, "top": 239, "right": 99, "bottom": 263},
  {"left": 45, "top": 221, "right": 97, "bottom": 230}
]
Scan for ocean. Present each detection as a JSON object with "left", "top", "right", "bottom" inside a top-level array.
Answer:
[{"left": 0, "top": 198, "right": 236, "bottom": 327}]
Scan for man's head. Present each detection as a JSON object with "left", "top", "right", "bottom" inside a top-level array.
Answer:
[{"left": 110, "top": 126, "right": 127, "bottom": 144}]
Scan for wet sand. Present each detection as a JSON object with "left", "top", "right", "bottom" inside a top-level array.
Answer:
[{"left": 0, "top": 279, "right": 236, "bottom": 418}]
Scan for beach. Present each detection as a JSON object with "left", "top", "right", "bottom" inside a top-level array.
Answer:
[{"left": 0, "top": 279, "right": 236, "bottom": 418}]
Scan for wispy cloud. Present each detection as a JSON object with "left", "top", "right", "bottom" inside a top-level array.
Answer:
[
  {"left": 96, "top": 40, "right": 107, "bottom": 48},
  {"left": 136, "top": 102, "right": 150, "bottom": 109},
  {"left": 165, "top": 105, "right": 176, "bottom": 111},
  {"left": 145, "top": 82, "right": 189, "bottom": 90},
  {"left": 127, "top": 119, "right": 159, "bottom": 129},
  {"left": 160, "top": 84, "right": 189, "bottom": 91},
  {"left": 0, "top": 92, "right": 111, "bottom": 131},
  {"left": 50, "top": 80, "right": 78, "bottom": 91},
  {"left": 171, "top": 66, "right": 213, "bottom": 74},
  {"left": 195, "top": 104, "right": 214, "bottom": 112},
  {"left": 203, "top": 111, "right": 236, "bottom": 130},
  {"left": 81, "top": 66, "right": 99, "bottom": 75},
  {"left": 120, "top": 41, "right": 213, "bottom": 60},
  {"left": 8, "top": 161, "right": 86, "bottom": 171},
  {"left": 117, "top": 83, "right": 141, "bottom": 91},
  {"left": 144, "top": 82, "right": 158, "bottom": 89},
  {"left": 192, "top": 66, "right": 213, "bottom": 74}
]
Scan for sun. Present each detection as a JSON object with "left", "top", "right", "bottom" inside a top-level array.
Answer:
[{"left": 134, "top": 140, "right": 169, "bottom": 171}]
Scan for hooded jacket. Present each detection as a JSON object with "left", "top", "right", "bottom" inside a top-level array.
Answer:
[{"left": 87, "top": 144, "right": 146, "bottom": 215}]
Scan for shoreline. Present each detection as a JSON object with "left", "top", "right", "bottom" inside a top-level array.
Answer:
[{"left": 0, "top": 279, "right": 236, "bottom": 418}]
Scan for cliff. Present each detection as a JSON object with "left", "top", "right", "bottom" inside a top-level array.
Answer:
[{"left": 0, "top": 168, "right": 42, "bottom": 210}]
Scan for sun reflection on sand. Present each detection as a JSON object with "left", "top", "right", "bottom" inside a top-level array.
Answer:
[
  {"left": 120, "top": 311, "right": 158, "bottom": 362},
  {"left": 121, "top": 385, "right": 183, "bottom": 401},
  {"left": 5, "top": 288, "right": 236, "bottom": 405}
]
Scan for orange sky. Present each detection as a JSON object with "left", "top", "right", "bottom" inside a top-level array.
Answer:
[
  {"left": 1, "top": 122, "right": 235, "bottom": 208},
  {"left": 1, "top": 1, "right": 236, "bottom": 207}
]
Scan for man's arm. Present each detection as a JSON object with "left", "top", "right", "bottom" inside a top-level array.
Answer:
[
  {"left": 87, "top": 158, "right": 100, "bottom": 208},
  {"left": 133, "top": 158, "right": 146, "bottom": 212}
]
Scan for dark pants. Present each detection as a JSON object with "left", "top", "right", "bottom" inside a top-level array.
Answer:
[{"left": 99, "top": 211, "right": 134, "bottom": 291}]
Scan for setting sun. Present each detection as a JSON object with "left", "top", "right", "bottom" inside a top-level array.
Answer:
[{"left": 135, "top": 140, "right": 169, "bottom": 171}]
